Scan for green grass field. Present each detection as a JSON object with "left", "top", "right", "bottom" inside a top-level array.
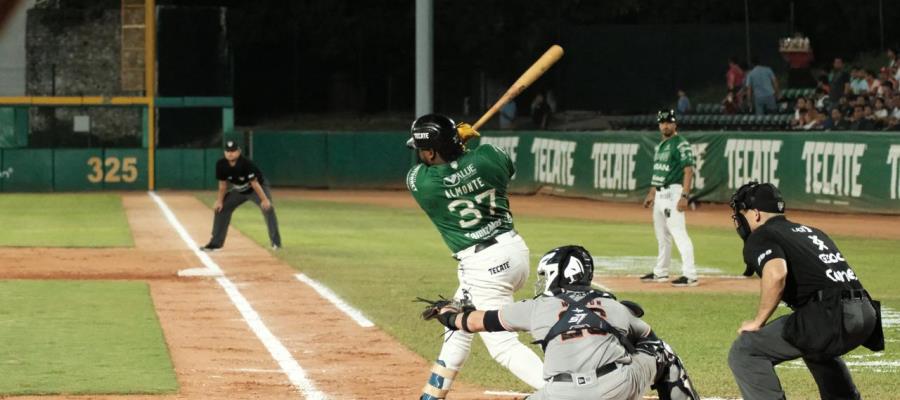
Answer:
[
  {"left": 0, "top": 280, "right": 178, "bottom": 395},
  {"left": 209, "top": 194, "right": 900, "bottom": 399},
  {"left": 0, "top": 194, "right": 133, "bottom": 247}
]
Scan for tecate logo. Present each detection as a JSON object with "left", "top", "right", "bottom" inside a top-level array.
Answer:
[{"left": 413, "top": 132, "right": 430, "bottom": 140}]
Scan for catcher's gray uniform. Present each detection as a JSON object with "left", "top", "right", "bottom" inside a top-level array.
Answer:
[{"left": 500, "top": 293, "right": 658, "bottom": 399}]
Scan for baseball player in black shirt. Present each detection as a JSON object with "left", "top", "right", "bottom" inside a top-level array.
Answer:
[
  {"left": 727, "top": 182, "right": 883, "bottom": 400},
  {"left": 200, "top": 140, "right": 282, "bottom": 251}
]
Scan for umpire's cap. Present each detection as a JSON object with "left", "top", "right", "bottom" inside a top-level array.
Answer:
[
  {"left": 730, "top": 181, "right": 786, "bottom": 213},
  {"left": 657, "top": 109, "right": 677, "bottom": 123}
]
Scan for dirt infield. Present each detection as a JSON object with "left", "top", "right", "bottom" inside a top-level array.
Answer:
[{"left": 1, "top": 189, "right": 894, "bottom": 399}]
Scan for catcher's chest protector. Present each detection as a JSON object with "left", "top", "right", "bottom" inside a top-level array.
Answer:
[{"left": 534, "top": 292, "right": 634, "bottom": 353}]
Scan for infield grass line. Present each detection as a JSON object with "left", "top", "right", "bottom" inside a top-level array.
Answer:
[
  {"left": 148, "top": 191, "right": 327, "bottom": 400},
  {"left": 295, "top": 273, "right": 374, "bottom": 328}
]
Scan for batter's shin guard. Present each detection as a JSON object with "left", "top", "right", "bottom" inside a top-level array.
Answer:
[
  {"left": 653, "top": 341, "right": 701, "bottom": 400},
  {"left": 420, "top": 360, "right": 457, "bottom": 400}
]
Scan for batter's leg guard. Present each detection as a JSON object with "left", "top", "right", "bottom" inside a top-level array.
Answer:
[{"left": 420, "top": 360, "right": 457, "bottom": 400}]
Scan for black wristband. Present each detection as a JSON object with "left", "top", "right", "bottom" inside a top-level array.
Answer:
[
  {"left": 461, "top": 310, "right": 474, "bottom": 333},
  {"left": 437, "top": 312, "right": 459, "bottom": 331}
]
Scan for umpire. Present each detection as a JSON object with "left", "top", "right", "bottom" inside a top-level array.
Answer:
[
  {"left": 727, "top": 182, "right": 884, "bottom": 400},
  {"left": 200, "top": 140, "right": 282, "bottom": 251}
]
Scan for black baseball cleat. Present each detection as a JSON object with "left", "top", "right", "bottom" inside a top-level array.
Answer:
[
  {"left": 271, "top": 244, "right": 281, "bottom": 250},
  {"left": 671, "top": 276, "right": 699, "bottom": 287},
  {"left": 199, "top": 244, "right": 222, "bottom": 252},
  {"left": 640, "top": 273, "right": 669, "bottom": 283}
]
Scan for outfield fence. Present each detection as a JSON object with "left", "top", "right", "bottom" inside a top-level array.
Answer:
[{"left": 2, "top": 130, "right": 899, "bottom": 215}]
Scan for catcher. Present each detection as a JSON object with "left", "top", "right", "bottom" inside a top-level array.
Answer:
[{"left": 419, "top": 245, "right": 701, "bottom": 400}]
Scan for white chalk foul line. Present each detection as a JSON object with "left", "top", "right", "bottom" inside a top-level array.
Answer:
[
  {"left": 295, "top": 273, "right": 374, "bottom": 328},
  {"left": 149, "top": 192, "right": 327, "bottom": 400}
]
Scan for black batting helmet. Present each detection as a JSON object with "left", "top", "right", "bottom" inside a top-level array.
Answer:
[{"left": 406, "top": 114, "right": 464, "bottom": 161}]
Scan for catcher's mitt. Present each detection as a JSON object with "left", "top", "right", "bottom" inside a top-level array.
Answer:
[
  {"left": 416, "top": 295, "right": 474, "bottom": 320},
  {"left": 415, "top": 295, "right": 475, "bottom": 331}
]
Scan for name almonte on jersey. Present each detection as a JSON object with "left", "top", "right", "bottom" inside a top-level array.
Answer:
[{"left": 407, "top": 144, "right": 516, "bottom": 253}]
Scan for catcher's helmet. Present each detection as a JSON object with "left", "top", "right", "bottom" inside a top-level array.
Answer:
[
  {"left": 406, "top": 113, "right": 464, "bottom": 161},
  {"left": 657, "top": 109, "right": 677, "bottom": 123},
  {"left": 535, "top": 245, "right": 595, "bottom": 295}
]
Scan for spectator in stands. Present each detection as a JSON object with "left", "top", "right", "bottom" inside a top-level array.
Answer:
[
  {"left": 726, "top": 57, "right": 745, "bottom": 92},
  {"left": 865, "top": 69, "right": 881, "bottom": 95},
  {"left": 816, "top": 75, "right": 831, "bottom": 94},
  {"left": 745, "top": 56, "right": 779, "bottom": 115},
  {"left": 837, "top": 96, "right": 852, "bottom": 116},
  {"left": 828, "top": 58, "right": 851, "bottom": 107},
  {"left": 863, "top": 104, "right": 880, "bottom": 129},
  {"left": 676, "top": 89, "right": 691, "bottom": 114},
  {"left": 791, "top": 97, "right": 809, "bottom": 127},
  {"left": 878, "top": 68, "right": 897, "bottom": 95},
  {"left": 813, "top": 87, "right": 830, "bottom": 110},
  {"left": 499, "top": 99, "right": 517, "bottom": 130},
  {"left": 850, "top": 67, "right": 869, "bottom": 95},
  {"left": 874, "top": 97, "right": 890, "bottom": 120},
  {"left": 824, "top": 108, "right": 850, "bottom": 130},
  {"left": 722, "top": 89, "right": 740, "bottom": 114},
  {"left": 848, "top": 106, "right": 875, "bottom": 130},
  {"left": 531, "top": 93, "right": 551, "bottom": 129},
  {"left": 887, "top": 48, "right": 898, "bottom": 70}
]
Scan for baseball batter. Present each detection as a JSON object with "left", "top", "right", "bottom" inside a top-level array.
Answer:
[
  {"left": 423, "top": 245, "right": 700, "bottom": 400},
  {"left": 200, "top": 140, "right": 282, "bottom": 251},
  {"left": 405, "top": 113, "right": 544, "bottom": 399},
  {"left": 641, "top": 109, "right": 698, "bottom": 287}
]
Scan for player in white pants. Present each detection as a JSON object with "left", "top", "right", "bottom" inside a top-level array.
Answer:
[{"left": 641, "top": 110, "right": 698, "bottom": 287}]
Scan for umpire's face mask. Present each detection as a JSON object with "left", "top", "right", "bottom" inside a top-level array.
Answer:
[{"left": 732, "top": 210, "right": 753, "bottom": 241}]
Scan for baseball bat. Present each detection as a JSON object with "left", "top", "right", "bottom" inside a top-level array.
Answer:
[{"left": 471, "top": 45, "right": 564, "bottom": 131}]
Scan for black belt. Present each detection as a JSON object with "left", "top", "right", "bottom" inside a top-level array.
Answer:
[
  {"left": 810, "top": 288, "right": 868, "bottom": 302},
  {"left": 654, "top": 184, "right": 669, "bottom": 190},
  {"left": 473, "top": 230, "right": 517, "bottom": 254},
  {"left": 549, "top": 363, "right": 618, "bottom": 383}
]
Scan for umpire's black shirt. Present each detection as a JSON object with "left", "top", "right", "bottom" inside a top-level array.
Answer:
[
  {"left": 216, "top": 156, "right": 265, "bottom": 193},
  {"left": 742, "top": 215, "right": 863, "bottom": 308}
]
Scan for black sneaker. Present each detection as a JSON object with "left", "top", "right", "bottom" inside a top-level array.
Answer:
[
  {"left": 671, "top": 276, "right": 699, "bottom": 287},
  {"left": 199, "top": 244, "right": 222, "bottom": 252},
  {"left": 271, "top": 244, "right": 281, "bottom": 250},
  {"left": 640, "top": 273, "right": 669, "bottom": 282}
]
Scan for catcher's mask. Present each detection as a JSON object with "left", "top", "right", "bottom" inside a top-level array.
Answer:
[
  {"left": 730, "top": 181, "right": 786, "bottom": 243},
  {"left": 535, "top": 245, "right": 595, "bottom": 296},
  {"left": 406, "top": 113, "right": 464, "bottom": 162}
]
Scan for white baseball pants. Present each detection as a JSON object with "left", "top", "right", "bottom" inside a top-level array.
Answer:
[
  {"left": 652, "top": 184, "right": 697, "bottom": 280},
  {"left": 437, "top": 231, "right": 545, "bottom": 390}
]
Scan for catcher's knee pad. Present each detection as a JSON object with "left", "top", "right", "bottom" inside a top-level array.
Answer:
[
  {"left": 420, "top": 360, "right": 458, "bottom": 400},
  {"left": 636, "top": 339, "right": 700, "bottom": 400}
]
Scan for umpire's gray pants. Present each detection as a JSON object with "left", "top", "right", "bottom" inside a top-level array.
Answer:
[
  {"left": 526, "top": 354, "right": 656, "bottom": 400},
  {"left": 208, "top": 185, "right": 281, "bottom": 247},
  {"left": 728, "top": 298, "right": 876, "bottom": 400}
]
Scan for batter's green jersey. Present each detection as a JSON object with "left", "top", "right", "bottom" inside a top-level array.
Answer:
[
  {"left": 650, "top": 134, "right": 695, "bottom": 187},
  {"left": 407, "top": 144, "right": 516, "bottom": 253}
]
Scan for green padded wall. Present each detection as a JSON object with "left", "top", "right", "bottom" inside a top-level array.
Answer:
[
  {"left": 1, "top": 149, "right": 53, "bottom": 191},
  {"left": 54, "top": 149, "right": 104, "bottom": 191}
]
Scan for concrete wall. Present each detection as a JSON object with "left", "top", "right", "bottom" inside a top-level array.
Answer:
[
  {"left": 0, "top": 0, "right": 35, "bottom": 96},
  {"left": 25, "top": 6, "right": 141, "bottom": 146}
]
